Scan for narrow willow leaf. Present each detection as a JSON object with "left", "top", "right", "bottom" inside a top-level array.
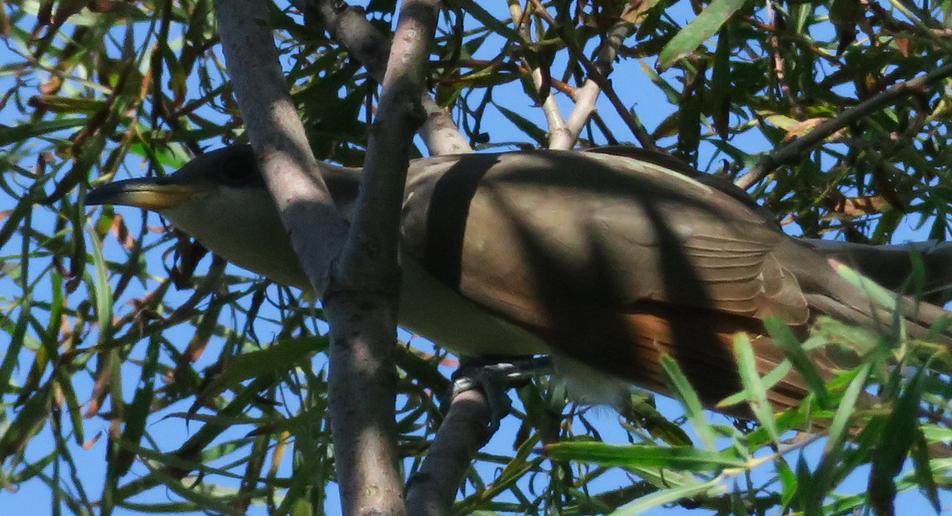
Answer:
[
  {"left": 115, "top": 338, "right": 162, "bottom": 477},
  {"left": 199, "top": 335, "right": 327, "bottom": 398},
  {"left": 710, "top": 24, "right": 732, "bottom": 139},
  {"left": 0, "top": 295, "right": 30, "bottom": 399},
  {"left": 765, "top": 318, "right": 830, "bottom": 409},
  {"left": 544, "top": 442, "right": 744, "bottom": 472},
  {"left": 776, "top": 457, "right": 798, "bottom": 507},
  {"left": 611, "top": 476, "right": 724, "bottom": 516},
  {"left": 85, "top": 227, "right": 113, "bottom": 341},
  {"left": 0, "top": 383, "right": 52, "bottom": 461},
  {"left": 869, "top": 368, "right": 924, "bottom": 513},
  {"left": 658, "top": 0, "right": 751, "bottom": 70},
  {"left": 0, "top": 118, "right": 88, "bottom": 146},
  {"left": 660, "top": 355, "right": 716, "bottom": 450},
  {"left": 622, "top": 392, "right": 693, "bottom": 446},
  {"left": 452, "top": 0, "right": 524, "bottom": 42},
  {"left": 733, "top": 333, "right": 780, "bottom": 445},
  {"left": 910, "top": 427, "right": 941, "bottom": 513},
  {"left": 825, "top": 363, "right": 870, "bottom": 454},
  {"left": 829, "top": 260, "right": 899, "bottom": 310},
  {"left": 495, "top": 104, "right": 548, "bottom": 146}
]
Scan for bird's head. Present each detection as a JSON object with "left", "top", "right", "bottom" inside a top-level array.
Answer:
[{"left": 86, "top": 145, "right": 313, "bottom": 291}]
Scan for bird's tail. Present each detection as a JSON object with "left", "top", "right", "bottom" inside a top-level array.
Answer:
[{"left": 782, "top": 240, "right": 952, "bottom": 351}]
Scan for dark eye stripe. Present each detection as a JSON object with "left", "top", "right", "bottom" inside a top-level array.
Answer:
[{"left": 216, "top": 157, "right": 264, "bottom": 187}]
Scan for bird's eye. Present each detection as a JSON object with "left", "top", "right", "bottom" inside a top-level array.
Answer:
[{"left": 216, "top": 154, "right": 262, "bottom": 187}]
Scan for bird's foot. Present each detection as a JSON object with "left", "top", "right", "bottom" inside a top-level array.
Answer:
[{"left": 447, "top": 356, "right": 554, "bottom": 440}]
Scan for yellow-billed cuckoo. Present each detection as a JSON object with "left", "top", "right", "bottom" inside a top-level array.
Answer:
[{"left": 86, "top": 145, "right": 952, "bottom": 414}]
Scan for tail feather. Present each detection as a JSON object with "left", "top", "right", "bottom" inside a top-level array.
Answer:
[
  {"left": 809, "top": 274, "right": 952, "bottom": 350},
  {"left": 781, "top": 240, "right": 952, "bottom": 349}
]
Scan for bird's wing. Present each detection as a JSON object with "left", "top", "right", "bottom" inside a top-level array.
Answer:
[
  {"left": 400, "top": 150, "right": 820, "bottom": 409},
  {"left": 402, "top": 150, "right": 810, "bottom": 329}
]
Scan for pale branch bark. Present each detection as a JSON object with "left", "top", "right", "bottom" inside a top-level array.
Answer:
[
  {"left": 552, "top": 12, "right": 636, "bottom": 150},
  {"left": 506, "top": 0, "right": 571, "bottom": 149},
  {"left": 321, "top": 1, "right": 441, "bottom": 516},
  {"left": 539, "top": 76, "right": 570, "bottom": 148},
  {"left": 405, "top": 389, "right": 494, "bottom": 516},
  {"left": 420, "top": 95, "right": 474, "bottom": 155},
  {"left": 735, "top": 62, "right": 952, "bottom": 190},
  {"left": 294, "top": 0, "right": 472, "bottom": 155},
  {"left": 527, "top": 0, "right": 656, "bottom": 150},
  {"left": 213, "top": 0, "right": 347, "bottom": 298}
]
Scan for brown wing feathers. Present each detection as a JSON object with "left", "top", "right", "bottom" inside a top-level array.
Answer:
[{"left": 403, "top": 149, "right": 952, "bottom": 415}]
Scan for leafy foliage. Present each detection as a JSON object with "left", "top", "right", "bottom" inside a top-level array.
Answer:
[{"left": 2, "top": 0, "right": 952, "bottom": 515}]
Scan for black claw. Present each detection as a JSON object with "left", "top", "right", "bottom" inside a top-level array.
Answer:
[{"left": 444, "top": 355, "right": 555, "bottom": 440}]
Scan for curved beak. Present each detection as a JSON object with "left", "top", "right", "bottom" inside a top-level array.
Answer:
[{"left": 86, "top": 178, "right": 214, "bottom": 211}]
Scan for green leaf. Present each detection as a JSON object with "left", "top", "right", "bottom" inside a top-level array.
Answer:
[
  {"left": 495, "top": 104, "right": 548, "bottom": 146},
  {"left": 776, "top": 457, "right": 798, "bottom": 507},
  {"left": 85, "top": 227, "right": 114, "bottom": 342},
  {"left": 825, "top": 363, "right": 869, "bottom": 454},
  {"left": 658, "top": 0, "right": 751, "bottom": 70},
  {"left": 910, "top": 427, "right": 941, "bottom": 513},
  {"left": 0, "top": 118, "right": 88, "bottom": 146},
  {"left": 829, "top": 260, "right": 899, "bottom": 311},
  {"left": 611, "top": 476, "right": 724, "bottom": 516},
  {"left": 732, "top": 333, "right": 780, "bottom": 445},
  {"left": 544, "top": 442, "right": 745, "bottom": 472},
  {"left": 452, "top": 0, "right": 523, "bottom": 43},
  {"left": 660, "top": 355, "right": 716, "bottom": 450},
  {"left": 764, "top": 318, "right": 830, "bottom": 409},
  {"left": 0, "top": 383, "right": 52, "bottom": 461},
  {"left": 710, "top": 24, "right": 732, "bottom": 139},
  {"left": 869, "top": 368, "right": 925, "bottom": 514},
  {"left": 198, "top": 335, "right": 327, "bottom": 399},
  {"left": 621, "top": 392, "right": 693, "bottom": 446}
]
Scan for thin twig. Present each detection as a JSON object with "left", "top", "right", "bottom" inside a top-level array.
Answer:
[
  {"left": 735, "top": 63, "right": 952, "bottom": 189},
  {"left": 553, "top": 9, "right": 636, "bottom": 150},
  {"left": 506, "top": 0, "right": 570, "bottom": 148},
  {"left": 527, "top": 0, "right": 656, "bottom": 150},
  {"left": 436, "top": 59, "right": 578, "bottom": 98},
  {"left": 299, "top": 0, "right": 472, "bottom": 155}
]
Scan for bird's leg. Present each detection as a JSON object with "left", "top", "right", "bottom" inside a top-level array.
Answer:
[{"left": 447, "top": 355, "right": 554, "bottom": 441}]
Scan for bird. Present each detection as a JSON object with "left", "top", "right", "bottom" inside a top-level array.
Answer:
[{"left": 85, "top": 144, "right": 952, "bottom": 416}]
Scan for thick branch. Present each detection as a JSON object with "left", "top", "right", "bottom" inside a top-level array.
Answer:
[
  {"left": 297, "top": 0, "right": 471, "bottom": 155},
  {"left": 321, "top": 1, "right": 441, "bottom": 515},
  {"left": 735, "top": 62, "right": 952, "bottom": 189},
  {"left": 405, "top": 389, "right": 494, "bottom": 516},
  {"left": 213, "top": 0, "right": 347, "bottom": 297}
]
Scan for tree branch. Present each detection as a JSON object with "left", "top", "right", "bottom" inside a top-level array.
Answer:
[
  {"left": 528, "top": 0, "right": 656, "bottom": 150},
  {"left": 552, "top": 12, "right": 636, "bottom": 150},
  {"left": 405, "top": 389, "right": 495, "bottom": 516},
  {"left": 213, "top": 0, "right": 347, "bottom": 297},
  {"left": 806, "top": 238, "right": 952, "bottom": 298},
  {"left": 320, "top": 1, "right": 441, "bottom": 515},
  {"left": 735, "top": 62, "right": 952, "bottom": 189},
  {"left": 506, "top": 1, "right": 569, "bottom": 148},
  {"left": 297, "top": 0, "right": 471, "bottom": 155}
]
